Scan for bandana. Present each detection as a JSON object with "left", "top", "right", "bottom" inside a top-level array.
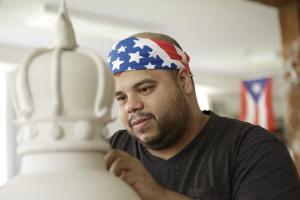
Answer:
[{"left": 107, "top": 36, "right": 191, "bottom": 75}]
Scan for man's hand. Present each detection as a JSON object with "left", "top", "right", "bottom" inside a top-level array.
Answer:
[
  {"left": 104, "top": 149, "right": 192, "bottom": 200},
  {"left": 104, "top": 149, "right": 164, "bottom": 200}
]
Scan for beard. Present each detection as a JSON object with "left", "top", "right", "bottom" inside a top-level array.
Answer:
[{"left": 127, "top": 87, "right": 191, "bottom": 150}]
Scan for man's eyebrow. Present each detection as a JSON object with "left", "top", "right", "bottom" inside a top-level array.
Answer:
[
  {"left": 115, "top": 91, "right": 124, "bottom": 97},
  {"left": 132, "top": 79, "right": 157, "bottom": 89},
  {"left": 115, "top": 79, "right": 157, "bottom": 97}
]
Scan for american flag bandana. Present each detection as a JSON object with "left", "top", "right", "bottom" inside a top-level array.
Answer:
[{"left": 107, "top": 37, "right": 191, "bottom": 75}]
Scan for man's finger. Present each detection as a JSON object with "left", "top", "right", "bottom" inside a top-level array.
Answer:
[
  {"left": 108, "top": 156, "right": 129, "bottom": 177},
  {"left": 104, "top": 149, "right": 126, "bottom": 170}
]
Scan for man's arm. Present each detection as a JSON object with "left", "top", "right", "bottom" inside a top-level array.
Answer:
[{"left": 104, "top": 149, "right": 192, "bottom": 200}]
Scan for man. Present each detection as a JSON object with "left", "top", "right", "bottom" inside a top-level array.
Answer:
[{"left": 104, "top": 32, "right": 300, "bottom": 200}]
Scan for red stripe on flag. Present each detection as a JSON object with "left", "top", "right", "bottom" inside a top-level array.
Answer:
[
  {"left": 240, "top": 83, "right": 247, "bottom": 121},
  {"left": 255, "top": 106, "right": 259, "bottom": 125},
  {"left": 265, "top": 79, "right": 276, "bottom": 131}
]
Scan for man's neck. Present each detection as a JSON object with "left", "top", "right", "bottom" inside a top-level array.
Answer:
[{"left": 147, "top": 111, "right": 209, "bottom": 160}]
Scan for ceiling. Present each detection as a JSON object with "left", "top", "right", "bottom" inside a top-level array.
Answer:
[{"left": 0, "top": 0, "right": 285, "bottom": 97}]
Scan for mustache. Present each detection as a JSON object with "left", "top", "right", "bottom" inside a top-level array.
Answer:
[{"left": 128, "top": 112, "right": 155, "bottom": 127}]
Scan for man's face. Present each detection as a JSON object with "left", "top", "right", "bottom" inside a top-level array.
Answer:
[{"left": 115, "top": 70, "right": 190, "bottom": 150}]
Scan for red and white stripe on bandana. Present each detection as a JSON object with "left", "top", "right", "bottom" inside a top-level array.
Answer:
[
  {"left": 107, "top": 36, "right": 191, "bottom": 75},
  {"left": 150, "top": 38, "right": 191, "bottom": 73}
]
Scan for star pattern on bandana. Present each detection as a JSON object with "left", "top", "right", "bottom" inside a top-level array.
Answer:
[
  {"left": 148, "top": 50, "right": 158, "bottom": 58},
  {"left": 117, "top": 45, "right": 126, "bottom": 53},
  {"left": 112, "top": 57, "right": 124, "bottom": 70},
  {"left": 162, "top": 58, "right": 173, "bottom": 68},
  {"left": 129, "top": 51, "right": 143, "bottom": 63},
  {"left": 145, "top": 63, "right": 156, "bottom": 69},
  {"left": 133, "top": 39, "right": 147, "bottom": 49}
]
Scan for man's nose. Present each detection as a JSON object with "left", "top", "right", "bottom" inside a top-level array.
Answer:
[{"left": 125, "top": 95, "right": 144, "bottom": 113}]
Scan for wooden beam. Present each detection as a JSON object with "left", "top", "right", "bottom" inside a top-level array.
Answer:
[
  {"left": 277, "top": 1, "right": 300, "bottom": 175},
  {"left": 279, "top": 1, "right": 300, "bottom": 59},
  {"left": 250, "top": 0, "right": 300, "bottom": 175},
  {"left": 249, "top": 0, "right": 299, "bottom": 7}
]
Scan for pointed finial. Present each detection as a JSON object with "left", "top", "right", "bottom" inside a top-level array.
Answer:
[{"left": 52, "top": 0, "right": 77, "bottom": 49}]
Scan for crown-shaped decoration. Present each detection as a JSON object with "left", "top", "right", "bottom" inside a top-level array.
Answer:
[
  {"left": 1, "top": 1, "right": 140, "bottom": 199},
  {"left": 13, "top": 0, "right": 115, "bottom": 156}
]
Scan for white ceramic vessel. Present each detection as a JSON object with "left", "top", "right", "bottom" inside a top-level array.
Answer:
[{"left": 0, "top": 1, "right": 139, "bottom": 199}]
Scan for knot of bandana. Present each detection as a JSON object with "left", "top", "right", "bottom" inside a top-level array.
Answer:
[{"left": 107, "top": 37, "right": 191, "bottom": 75}]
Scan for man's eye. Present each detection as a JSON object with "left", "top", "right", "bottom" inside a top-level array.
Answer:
[
  {"left": 140, "top": 87, "right": 149, "bottom": 93},
  {"left": 116, "top": 96, "right": 127, "bottom": 102},
  {"left": 139, "top": 86, "right": 153, "bottom": 94}
]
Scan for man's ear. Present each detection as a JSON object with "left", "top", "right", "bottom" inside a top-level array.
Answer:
[{"left": 177, "top": 68, "right": 193, "bottom": 94}]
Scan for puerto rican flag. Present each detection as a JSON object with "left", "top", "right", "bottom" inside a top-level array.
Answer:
[{"left": 240, "top": 77, "right": 276, "bottom": 131}]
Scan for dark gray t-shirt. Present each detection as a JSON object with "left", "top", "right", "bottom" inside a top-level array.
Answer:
[{"left": 108, "top": 111, "right": 300, "bottom": 200}]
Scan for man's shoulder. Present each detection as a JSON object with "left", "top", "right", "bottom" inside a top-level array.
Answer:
[
  {"left": 205, "top": 111, "right": 284, "bottom": 150},
  {"left": 209, "top": 111, "right": 274, "bottom": 136}
]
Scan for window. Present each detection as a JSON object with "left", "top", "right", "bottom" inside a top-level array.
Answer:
[{"left": 195, "top": 84, "right": 211, "bottom": 111}]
